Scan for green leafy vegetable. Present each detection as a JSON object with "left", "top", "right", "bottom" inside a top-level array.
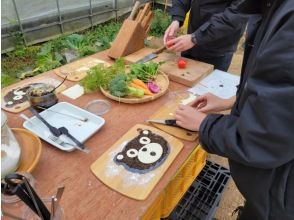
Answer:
[
  {"left": 80, "top": 58, "right": 126, "bottom": 92},
  {"left": 109, "top": 74, "right": 129, "bottom": 97},
  {"left": 130, "top": 61, "right": 164, "bottom": 82}
]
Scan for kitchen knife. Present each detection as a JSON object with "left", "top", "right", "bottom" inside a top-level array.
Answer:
[
  {"left": 147, "top": 119, "right": 180, "bottom": 128},
  {"left": 136, "top": 46, "right": 166, "bottom": 64},
  {"left": 129, "top": 1, "right": 140, "bottom": 20}
]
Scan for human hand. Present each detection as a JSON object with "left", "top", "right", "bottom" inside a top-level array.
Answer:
[
  {"left": 163, "top": 21, "right": 180, "bottom": 45},
  {"left": 190, "top": 93, "right": 236, "bottom": 113},
  {"left": 175, "top": 104, "right": 207, "bottom": 131},
  {"left": 167, "top": 34, "right": 195, "bottom": 52}
]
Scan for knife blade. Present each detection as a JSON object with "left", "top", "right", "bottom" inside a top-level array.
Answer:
[
  {"left": 58, "top": 127, "right": 89, "bottom": 153},
  {"left": 147, "top": 119, "right": 180, "bottom": 127},
  {"left": 136, "top": 46, "right": 166, "bottom": 63},
  {"left": 29, "top": 107, "right": 61, "bottom": 137}
]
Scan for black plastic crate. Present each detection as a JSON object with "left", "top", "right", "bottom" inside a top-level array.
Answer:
[{"left": 166, "top": 160, "right": 231, "bottom": 220}]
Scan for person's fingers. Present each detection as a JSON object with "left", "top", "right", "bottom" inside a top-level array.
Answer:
[
  {"left": 197, "top": 102, "right": 207, "bottom": 110},
  {"left": 198, "top": 106, "right": 210, "bottom": 113},
  {"left": 168, "top": 27, "right": 176, "bottom": 37},
  {"left": 178, "top": 104, "right": 186, "bottom": 110},
  {"left": 176, "top": 119, "right": 184, "bottom": 127},
  {"left": 163, "top": 27, "right": 171, "bottom": 44},
  {"left": 190, "top": 97, "right": 205, "bottom": 107},
  {"left": 170, "top": 43, "right": 183, "bottom": 52}
]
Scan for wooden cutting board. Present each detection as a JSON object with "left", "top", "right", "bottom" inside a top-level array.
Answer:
[
  {"left": 124, "top": 48, "right": 214, "bottom": 87},
  {"left": 149, "top": 93, "right": 198, "bottom": 141},
  {"left": 54, "top": 56, "right": 109, "bottom": 81},
  {"left": 1, "top": 77, "right": 66, "bottom": 113},
  {"left": 91, "top": 124, "right": 183, "bottom": 200}
]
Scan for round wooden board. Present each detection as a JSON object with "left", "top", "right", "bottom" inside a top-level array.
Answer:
[
  {"left": 12, "top": 128, "right": 42, "bottom": 173},
  {"left": 100, "top": 72, "right": 169, "bottom": 104}
]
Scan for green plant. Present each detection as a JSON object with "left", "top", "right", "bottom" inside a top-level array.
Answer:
[
  {"left": 150, "top": 9, "right": 172, "bottom": 37},
  {"left": 1, "top": 19, "right": 123, "bottom": 88},
  {"left": 1, "top": 74, "right": 18, "bottom": 87},
  {"left": 36, "top": 43, "right": 63, "bottom": 72},
  {"left": 80, "top": 58, "right": 125, "bottom": 92},
  {"left": 130, "top": 61, "right": 164, "bottom": 82},
  {"left": 89, "top": 21, "right": 122, "bottom": 50},
  {"left": 62, "top": 34, "right": 97, "bottom": 57}
]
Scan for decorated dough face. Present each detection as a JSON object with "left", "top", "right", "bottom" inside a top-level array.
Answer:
[
  {"left": 114, "top": 129, "right": 170, "bottom": 173},
  {"left": 4, "top": 86, "right": 31, "bottom": 108}
]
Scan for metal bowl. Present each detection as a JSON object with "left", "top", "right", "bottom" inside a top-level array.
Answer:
[{"left": 26, "top": 83, "right": 58, "bottom": 109}]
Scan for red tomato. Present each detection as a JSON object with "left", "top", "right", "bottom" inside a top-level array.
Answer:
[
  {"left": 177, "top": 59, "right": 187, "bottom": 69},
  {"left": 166, "top": 40, "right": 174, "bottom": 48}
]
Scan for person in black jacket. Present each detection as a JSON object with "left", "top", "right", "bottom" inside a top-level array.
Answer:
[
  {"left": 164, "top": 0, "right": 248, "bottom": 71},
  {"left": 175, "top": 0, "right": 294, "bottom": 219}
]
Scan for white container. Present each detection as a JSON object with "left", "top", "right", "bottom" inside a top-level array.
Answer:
[{"left": 1, "top": 111, "right": 21, "bottom": 178}]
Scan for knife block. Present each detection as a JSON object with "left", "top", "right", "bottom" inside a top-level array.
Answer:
[{"left": 108, "top": 20, "right": 146, "bottom": 59}]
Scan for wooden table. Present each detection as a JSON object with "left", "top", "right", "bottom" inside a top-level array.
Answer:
[{"left": 2, "top": 50, "right": 200, "bottom": 220}]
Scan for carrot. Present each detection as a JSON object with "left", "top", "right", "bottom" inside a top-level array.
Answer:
[
  {"left": 130, "top": 82, "right": 153, "bottom": 95},
  {"left": 132, "top": 79, "right": 149, "bottom": 90}
]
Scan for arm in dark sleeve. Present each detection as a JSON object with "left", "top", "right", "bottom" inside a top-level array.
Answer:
[
  {"left": 170, "top": 0, "right": 191, "bottom": 25},
  {"left": 193, "top": 0, "right": 251, "bottom": 46},
  {"left": 199, "top": 11, "right": 294, "bottom": 169}
]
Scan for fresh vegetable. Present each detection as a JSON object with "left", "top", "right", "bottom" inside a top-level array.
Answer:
[
  {"left": 80, "top": 58, "right": 125, "bottom": 92},
  {"left": 130, "top": 62, "right": 163, "bottom": 83},
  {"left": 130, "top": 82, "right": 153, "bottom": 96},
  {"left": 177, "top": 59, "right": 187, "bottom": 69},
  {"left": 166, "top": 41, "right": 175, "bottom": 48},
  {"left": 108, "top": 74, "right": 145, "bottom": 98},
  {"left": 147, "top": 82, "right": 160, "bottom": 93},
  {"left": 166, "top": 36, "right": 175, "bottom": 48},
  {"left": 109, "top": 74, "right": 129, "bottom": 97},
  {"left": 132, "top": 79, "right": 148, "bottom": 89},
  {"left": 128, "top": 87, "right": 144, "bottom": 98}
]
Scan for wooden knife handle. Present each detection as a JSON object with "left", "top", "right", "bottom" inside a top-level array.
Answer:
[
  {"left": 138, "top": 3, "right": 151, "bottom": 23},
  {"left": 129, "top": 1, "right": 141, "bottom": 20},
  {"left": 154, "top": 45, "right": 166, "bottom": 54},
  {"left": 135, "top": 9, "right": 143, "bottom": 21},
  {"left": 141, "top": 11, "right": 153, "bottom": 29}
]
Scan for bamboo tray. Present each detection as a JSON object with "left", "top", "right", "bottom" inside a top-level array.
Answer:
[{"left": 100, "top": 72, "right": 169, "bottom": 104}]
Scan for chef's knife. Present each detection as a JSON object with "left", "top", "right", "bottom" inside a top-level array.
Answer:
[
  {"left": 147, "top": 119, "right": 180, "bottom": 128},
  {"left": 129, "top": 1, "right": 140, "bottom": 20},
  {"left": 136, "top": 46, "right": 166, "bottom": 64}
]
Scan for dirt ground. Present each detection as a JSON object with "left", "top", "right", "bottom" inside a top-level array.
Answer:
[{"left": 211, "top": 45, "right": 245, "bottom": 220}]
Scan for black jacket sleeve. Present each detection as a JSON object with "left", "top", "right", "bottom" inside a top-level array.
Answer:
[
  {"left": 194, "top": 0, "right": 249, "bottom": 47},
  {"left": 199, "top": 9, "right": 294, "bottom": 169},
  {"left": 170, "top": 0, "right": 191, "bottom": 25}
]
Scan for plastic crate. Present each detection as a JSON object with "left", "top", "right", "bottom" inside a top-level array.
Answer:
[
  {"left": 142, "top": 193, "right": 164, "bottom": 220},
  {"left": 161, "top": 145, "right": 207, "bottom": 218},
  {"left": 167, "top": 160, "right": 231, "bottom": 220},
  {"left": 142, "top": 145, "right": 207, "bottom": 220}
]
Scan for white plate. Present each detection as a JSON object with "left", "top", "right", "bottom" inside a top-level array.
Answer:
[{"left": 23, "top": 102, "right": 105, "bottom": 152}]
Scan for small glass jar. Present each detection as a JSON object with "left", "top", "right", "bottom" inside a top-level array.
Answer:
[{"left": 1, "top": 111, "right": 22, "bottom": 178}]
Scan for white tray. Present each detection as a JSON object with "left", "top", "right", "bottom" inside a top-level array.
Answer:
[{"left": 23, "top": 102, "right": 105, "bottom": 152}]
